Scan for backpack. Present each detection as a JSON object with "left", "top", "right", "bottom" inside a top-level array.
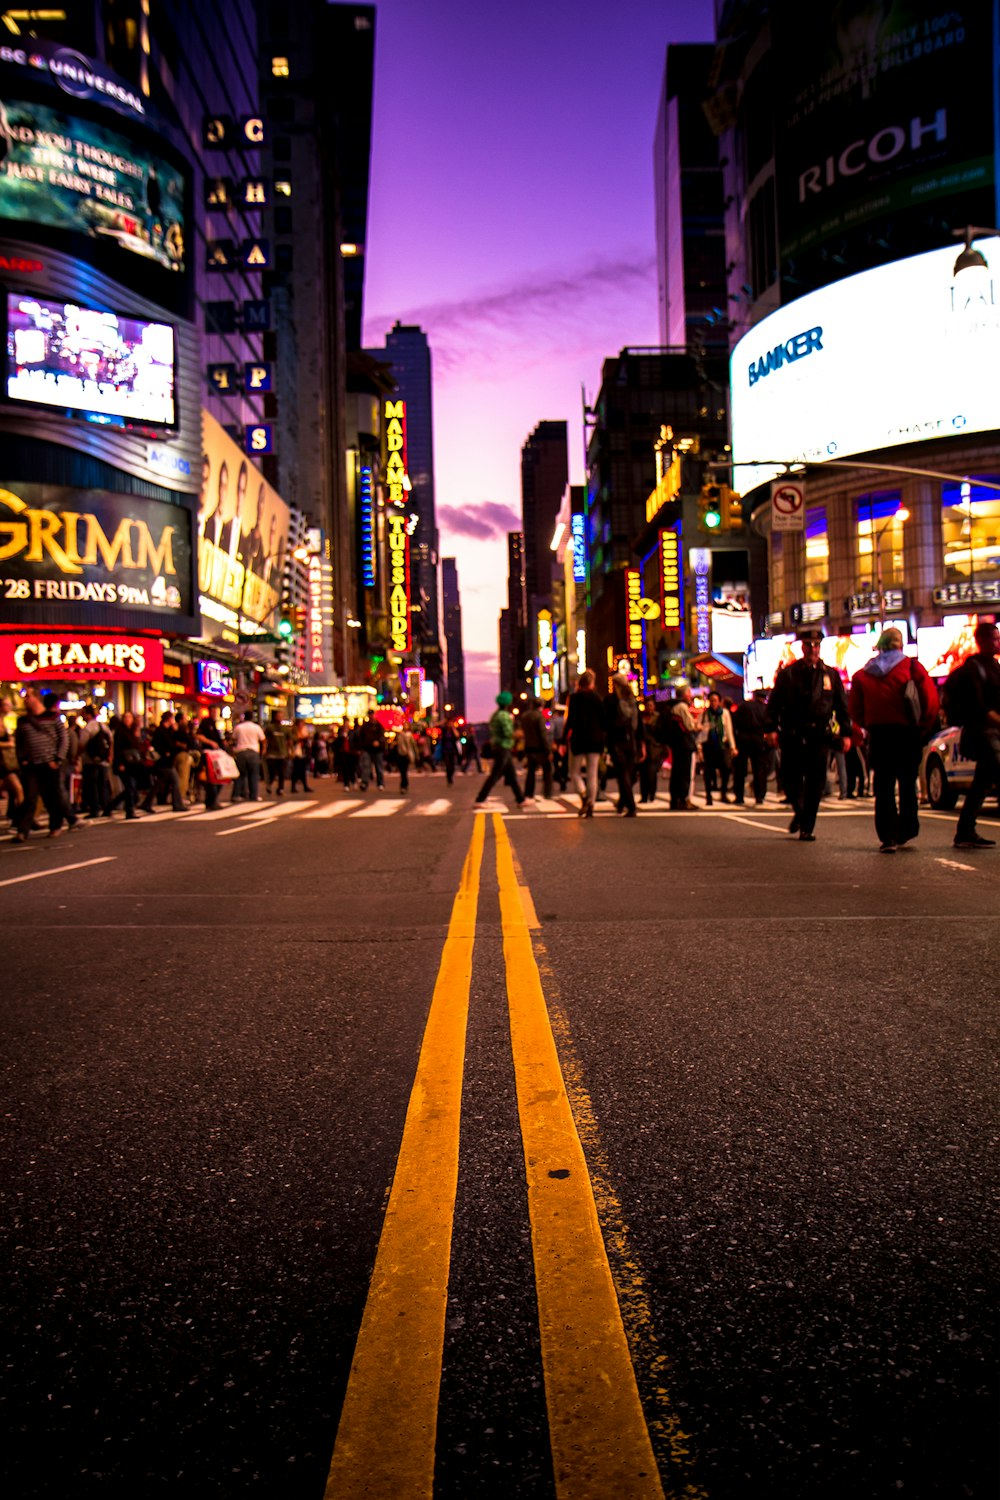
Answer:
[
  {"left": 941, "top": 659, "right": 985, "bottom": 729},
  {"left": 86, "top": 727, "right": 111, "bottom": 762}
]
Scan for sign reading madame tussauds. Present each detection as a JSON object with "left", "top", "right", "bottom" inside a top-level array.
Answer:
[{"left": 0, "top": 482, "right": 196, "bottom": 629}]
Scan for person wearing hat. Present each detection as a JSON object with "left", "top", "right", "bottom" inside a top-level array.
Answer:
[
  {"left": 474, "top": 692, "right": 525, "bottom": 808},
  {"left": 849, "top": 627, "right": 939, "bottom": 852},
  {"left": 765, "top": 630, "right": 852, "bottom": 841}
]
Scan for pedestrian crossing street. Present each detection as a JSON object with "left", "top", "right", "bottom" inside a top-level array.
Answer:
[{"left": 85, "top": 791, "right": 886, "bottom": 835}]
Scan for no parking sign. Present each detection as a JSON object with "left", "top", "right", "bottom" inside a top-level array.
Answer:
[{"left": 771, "top": 479, "right": 805, "bottom": 531}]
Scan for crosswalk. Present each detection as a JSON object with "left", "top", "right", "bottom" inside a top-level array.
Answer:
[{"left": 40, "top": 793, "right": 885, "bottom": 841}]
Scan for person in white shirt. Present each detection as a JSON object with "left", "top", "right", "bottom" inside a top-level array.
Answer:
[{"left": 231, "top": 711, "right": 266, "bottom": 801}]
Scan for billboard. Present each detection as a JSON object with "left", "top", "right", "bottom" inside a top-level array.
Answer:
[
  {"left": 773, "top": 1, "right": 994, "bottom": 267},
  {"left": 197, "top": 411, "right": 290, "bottom": 632},
  {"left": 0, "top": 96, "right": 186, "bottom": 275},
  {"left": 0, "top": 480, "right": 196, "bottom": 630},
  {"left": 0, "top": 630, "right": 164, "bottom": 681},
  {"left": 731, "top": 239, "right": 1000, "bottom": 490},
  {"left": 6, "top": 291, "right": 175, "bottom": 427}
]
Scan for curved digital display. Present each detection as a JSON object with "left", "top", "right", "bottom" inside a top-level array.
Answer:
[
  {"left": 730, "top": 238, "right": 1000, "bottom": 490},
  {"left": 0, "top": 97, "right": 186, "bottom": 274},
  {"left": 6, "top": 291, "right": 176, "bottom": 427}
]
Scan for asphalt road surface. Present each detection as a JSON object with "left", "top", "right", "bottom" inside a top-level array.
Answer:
[{"left": 1, "top": 773, "right": 997, "bottom": 1499}]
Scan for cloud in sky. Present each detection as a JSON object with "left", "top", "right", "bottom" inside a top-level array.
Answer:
[
  {"left": 367, "top": 251, "right": 657, "bottom": 377},
  {"left": 438, "top": 499, "right": 521, "bottom": 542}
]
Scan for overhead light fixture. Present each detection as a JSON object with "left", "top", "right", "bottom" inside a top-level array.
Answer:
[
  {"left": 550, "top": 521, "right": 566, "bottom": 551},
  {"left": 952, "top": 225, "right": 998, "bottom": 276}
]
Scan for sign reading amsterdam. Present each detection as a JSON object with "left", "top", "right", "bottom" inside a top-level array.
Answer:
[
  {"left": 0, "top": 98, "right": 187, "bottom": 274},
  {"left": 0, "top": 482, "right": 196, "bottom": 629},
  {"left": 0, "top": 630, "right": 164, "bottom": 681}
]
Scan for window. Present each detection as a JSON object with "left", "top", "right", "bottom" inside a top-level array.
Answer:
[
  {"left": 271, "top": 56, "right": 289, "bottom": 77},
  {"left": 274, "top": 177, "right": 292, "bottom": 198},
  {"left": 804, "top": 507, "right": 828, "bottom": 601},
  {"left": 273, "top": 136, "right": 291, "bottom": 162},
  {"left": 856, "top": 491, "right": 904, "bottom": 590},
  {"left": 941, "top": 479, "right": 1000, "bottom": 584},
  {"left": 275, "top": 206, "right": 292, "bottom": 234}
]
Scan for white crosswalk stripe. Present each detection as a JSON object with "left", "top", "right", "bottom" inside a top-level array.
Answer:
[
  {"left": 412, "top": 799, "right": 453, "bottom": 816},
  {"left": 301, "top": 801, "right": 364, "bottom": 818},
  {"left": 352, "top": 799, "right": 405, "bottom": 818}
]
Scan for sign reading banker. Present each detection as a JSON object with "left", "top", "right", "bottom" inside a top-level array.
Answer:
[
  {"left": 0, "top": 482, "right": 197, "bottom": 630},
  {"left": 730, "top": 237, "right": 1000, "bottom": 490}
]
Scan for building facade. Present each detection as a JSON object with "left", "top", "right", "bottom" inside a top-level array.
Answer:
[{"left": 441, "top": 557, "right": 466, "bottom": 720}]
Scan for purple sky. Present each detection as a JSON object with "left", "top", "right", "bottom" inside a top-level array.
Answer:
[{"left": 362, "top": 0, "right": 717, "bottom": 721}]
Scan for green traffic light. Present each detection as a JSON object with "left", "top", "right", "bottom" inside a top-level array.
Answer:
[
  {"left": 278, "top": 615, "right": 293, "bottom": 638},
  {"left": 704, "top": 507, "right": 722, "bottom": 529}
]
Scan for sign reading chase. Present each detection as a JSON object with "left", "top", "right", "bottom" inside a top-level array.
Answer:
[
  {"left": 730, "top": 238, "right": 1000, "bottom": 490},
  {"left": 0, "top": 483, "right": 196, "bottom": 628}
]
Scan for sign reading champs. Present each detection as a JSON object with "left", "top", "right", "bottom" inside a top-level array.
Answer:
[{"left": 385, "top": 399, "right": 413, "bottom": 653}]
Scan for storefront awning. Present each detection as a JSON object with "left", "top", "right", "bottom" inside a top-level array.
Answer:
[{"left": 687, "top": 652, "right": 744, "bottom": 688}]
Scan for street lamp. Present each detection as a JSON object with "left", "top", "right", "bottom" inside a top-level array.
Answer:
[
  {"left": 952, "top": 226, "right": 1000, "bottom": 275},
  {"left": 863, "top": 501, "right": 909, "bottom": 627}
]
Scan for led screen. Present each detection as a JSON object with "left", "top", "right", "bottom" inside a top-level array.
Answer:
[
  {"left": 731, "top": 238, "right": 1000, "bottom": 491},
  {"left": 0, "top": 98, "right": 186, "bottom": 274},
  {"left": 6, "top": 292, "right": 175, "bottom": 426}
]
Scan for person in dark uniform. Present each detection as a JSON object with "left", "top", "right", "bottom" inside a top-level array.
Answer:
[{"left": 765, "top": 630, "right": 852, "bottom": 841}]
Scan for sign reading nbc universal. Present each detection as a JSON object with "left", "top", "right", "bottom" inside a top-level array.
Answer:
[
  {"left": 0, "top": 481, "right": 197, "bottom": 631},
  {"left": 385, "top": 399, "right": 414, "bottom": 654},
  {"left": 731, "top": 238, "right": 1000, "bottom": 491},
  {"left": 197, "top": 411, "right": 291, "bottom": 637},
  {"left": 0, "top": 630, "right": 164, "bottom": 681}
]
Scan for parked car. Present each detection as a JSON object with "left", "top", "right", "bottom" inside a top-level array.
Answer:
[{"left": 920, "top": 726, "right": 977, "bottom": 809}]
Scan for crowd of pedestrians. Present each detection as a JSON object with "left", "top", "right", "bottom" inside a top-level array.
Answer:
[{"left": 4, "top": 623, "right": 998, "bottom": 851}]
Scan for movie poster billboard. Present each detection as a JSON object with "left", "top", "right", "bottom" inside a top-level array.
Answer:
[
  {"left": 773, "top": 1, "right": 994, "bottom": 267},
  {"left": 0, "top": 96, "right": 186, "bottom": 275},
  {"left": 197, "top": 411, "right": 290, "bottom": 631},
  {"left": 0, "top": 479, "right": 196, "bottom": 631}
]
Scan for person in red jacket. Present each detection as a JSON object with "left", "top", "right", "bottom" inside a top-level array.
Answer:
[{"left": 849, "top": 627, "right": 939, "bottom": 852}]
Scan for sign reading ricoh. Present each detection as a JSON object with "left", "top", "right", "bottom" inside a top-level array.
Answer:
[
  {"left": 730, "top": 238, "right": 1000, "bottom": 492},
  {"left": 0, "top": 482, "right": 197, "bottom": 631}
]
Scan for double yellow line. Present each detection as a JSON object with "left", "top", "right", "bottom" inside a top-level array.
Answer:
[{"left": 325, "top": 816, "right": 670, "bottom": 1499}]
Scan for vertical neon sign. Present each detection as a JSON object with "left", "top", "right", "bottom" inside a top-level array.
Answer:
[
  {"left": 385, "top": 399, "right": 412, "bottom": 652},
  {"left": 360, "top": 465, "right": 375, "bottom": 587}
]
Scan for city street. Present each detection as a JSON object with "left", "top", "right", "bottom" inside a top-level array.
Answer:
[{"left": 1, "top": 774, "right": 997, "bottom": 1499}]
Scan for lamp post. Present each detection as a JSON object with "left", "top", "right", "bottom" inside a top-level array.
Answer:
[{"left": 866, "top": 501, "right": 909, "bottom": 631}]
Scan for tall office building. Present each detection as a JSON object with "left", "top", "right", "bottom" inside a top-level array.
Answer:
[
  {"left": 441, "top": 557, "right": 466, "bottom": 719},
  {"left": 499, "top": 531, "right": 527, "bottom": 696},
  {"left": 654, "top": 43, "right": 727, "bottom": 354},
  {"left": 365, "top": 322, "right": 443, "bottom": 684},
  {"left": 521, "top": 422, "right": 569, "bottom": 607},
  {"left": 256, "top": 1, "right": 376, "bottom": 681}
]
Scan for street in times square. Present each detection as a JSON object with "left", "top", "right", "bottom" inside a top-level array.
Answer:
[{"left": 1, "top": 3, "right": 999, "bottom": 1499}]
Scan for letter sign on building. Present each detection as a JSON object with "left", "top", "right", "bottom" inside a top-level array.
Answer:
[{"left": 659, "top": 527, "right": 682, "bottom": 633}]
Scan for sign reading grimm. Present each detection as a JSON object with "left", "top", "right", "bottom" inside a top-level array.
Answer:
[{"left": 0, "top": 482, "right": 196, "bottom": 630}]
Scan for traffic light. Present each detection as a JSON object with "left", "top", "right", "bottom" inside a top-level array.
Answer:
[
  {"left": 278, "top": 611, "right": 293, "bottom": 640},
  {"left": 722, "top": 487, "right": 744, "bottom": 529},
  {"left": 699, "top": 484, "right": 723, "bottom": 532},
  {"left": 291, "top": 604, "right": 307, "bottom": 634}
]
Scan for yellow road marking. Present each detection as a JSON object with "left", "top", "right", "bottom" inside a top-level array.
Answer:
[
  {"left": 493, "top": 814, "right": 665, "bottom": 1498},
  {"left": 324, "top": 818, "right": 485, "bottom": 1499}
]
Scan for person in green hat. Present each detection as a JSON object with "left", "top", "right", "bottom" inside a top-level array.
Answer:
[{"left": 474, "top": 692, "right": 525, "bottom": 807}]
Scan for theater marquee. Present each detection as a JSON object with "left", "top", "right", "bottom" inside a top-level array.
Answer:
[{"left": 0, "top": 481, "right": 197, "bottom": 631}]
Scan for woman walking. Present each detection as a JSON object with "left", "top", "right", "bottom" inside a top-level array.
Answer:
[
  {"left": 565, "top": 670, "right": 605, "bottom": 817},
  {"left": 604, "top": 673, "right": 644, "bottom": 816}
]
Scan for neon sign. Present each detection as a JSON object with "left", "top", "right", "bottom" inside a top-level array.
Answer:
[
  {"left": 308, "top": 554, "right": 325, "bottom": 676},
  {"left": 571, "top": 513, "right": 587, "bottom": 584},
  {"left": 385, "top": 399, "right": 413, "bottom": 653},
  {"left": 360, "top": 464, "right": 375, "bottom": 587},
  {"left": 691, "top": 547, "right": 711, "bottom": 652},
  {"left": 625, "top": 568, "right": 643, "bottom": 653},
  {"left": 659, "top": 528, "right": 681, "bottom": 631}
]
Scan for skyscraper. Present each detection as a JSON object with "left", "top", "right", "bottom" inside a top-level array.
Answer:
[
  {"left": 365, "top": 322, "right": 443, "bottom": 685},
  {"left": 441, "top": 558, "right": 466, "bottom": 719}
]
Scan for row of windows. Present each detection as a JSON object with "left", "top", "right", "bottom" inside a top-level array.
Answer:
[{"left": 801, "top": 481, "right": 1000, "bottom": 598}]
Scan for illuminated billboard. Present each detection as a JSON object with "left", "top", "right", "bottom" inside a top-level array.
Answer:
[
  {"left": 0, "top": 480, "right": 196, "bottom": 631},
  {"left": 6, "top": 291, "right": 175, "bottom": 427},
  {"left": 197, "top": 412, "right": 291, "bottom": 633},
  {"left": 0, "top": 97, "right": 186, "bottom": 275},
  {"left": 731, "top": 239, "right": 1000, "bottom": 491}
]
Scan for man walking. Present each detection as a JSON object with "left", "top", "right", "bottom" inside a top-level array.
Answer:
[
  {"left": 660, "top": 686, "right": 698, "bottom": 811},
  {"left": 232, "top": 710, "right": 266, "bottom": 802},
  {"left": 14, "top": 687, "right": 69, "bottom": 841},
  {"left": 520, "top": 697, "right": 553, "bottom": 802},
  {"left": 732, "top": 690, "right": 771, "bottom": 806},
  {"left": 766, "top": 630, "right": 852, "bottom": 842},
  {"left": 948, "top": 619, "right": 1000, "bottom": 850},
  {"left": 264, "top": 714, "right": 290, "bottom": 795},
  {"left": 474, "top": 693, "right": 525, "bottom": 808},
  {"left": 849, "top": 628, "right": 939, "bottom": 852}
]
